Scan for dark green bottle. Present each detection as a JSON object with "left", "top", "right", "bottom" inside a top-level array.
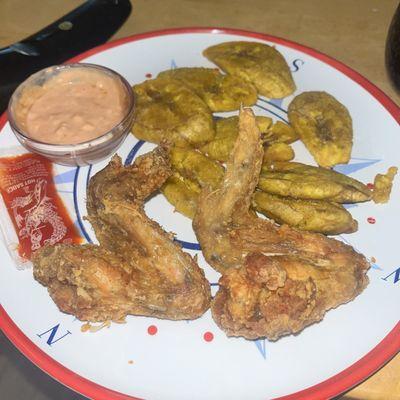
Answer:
[{"left": 386, "top": 3, "right": 400, "bottom": 92}]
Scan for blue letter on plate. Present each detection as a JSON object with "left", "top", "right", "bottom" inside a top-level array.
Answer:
[
  {"left": 37, "top": 324, "right": 71, "bottom": 346},
  {"left": 291, "top": 59, "right": 305, "bottom": 72},
  {"left": 382, "top": 267, "right": 400, "bottom": 284}
]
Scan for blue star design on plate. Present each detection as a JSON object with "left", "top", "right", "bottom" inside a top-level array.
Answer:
[
  {"left": 267, "top": 98, "right": 284, "bottom": 109},
  {"left": 343, "top": 204, "right": 358, "bottom": 209},
  {"left": 54, "top": 168, "right": 76, "bottom": 184},
  {"left": 254, "top": 338, "right": 267, "bottom": 359},
  {"left": 333, "top": 158, "right": 381, "bottom": 175},
  {"left": 333, "top": 158, "right": 381, "bottom": 209}
]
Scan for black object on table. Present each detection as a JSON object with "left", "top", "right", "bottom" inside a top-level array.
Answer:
[
  {"left": 0, "top": 0, "right": 132, "bottom": 114},
  {"left": 386, "top": 2, "right": 400, "bottom": 93}
]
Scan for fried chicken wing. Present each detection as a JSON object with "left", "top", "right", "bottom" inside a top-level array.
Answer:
[
  {"left": 33, "top": 147, "right": 211, "bottom": 322},
  {"left": 193, "top": 109, "right": 369, "bottom": 340}
]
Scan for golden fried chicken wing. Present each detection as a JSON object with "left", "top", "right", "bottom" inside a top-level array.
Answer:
[
  {"left": 132, "top": 77, "right": 215, "bottom": 146},
  {"left": 203, "top": 41, "right": 296, "bottom": 98},
  {"left": 288, "top": 91, "right": 353, "bottom": 167},
  {"left": 33, "top": 148, "right": 211, "bottom": 322},
  {"left": 193, "top": 109, "right": 369, "bottom": 340},
  {"left": 158, "top": 67, "right": 257, "bottom": 112},
  {"left": 212, "top": 251, "right": 367, "bottom": 340}
]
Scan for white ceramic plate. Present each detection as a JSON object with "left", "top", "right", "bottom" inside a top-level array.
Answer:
[{"left": 0, "top": 28, "right": 399, "bottom": 400}]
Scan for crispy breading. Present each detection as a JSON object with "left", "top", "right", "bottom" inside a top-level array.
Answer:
[
  {"left": 259, "top": 161, "right": 371, "bottom": 203},
  {"left": 288, "top": 91, "right": 352, "bottom": 167},
  {"left": 193, "top": 108, "right": 369, "bottom": 340},
  {"left": 253, "top": 191, "right": 358, "bottom": 235},
  {"left": 33, "top": 148, "right": 211, "bottom": 322},
  {"left": 372, "top": 166, "right": 398, "bottom": 203},
  {"left": 203, "top": 41, "right": 296, "bottom": 98},
  {"left": 158, "top": 67, "right": 257, "bottom": 112},
  {"left": 132, "top": 77, "right": 215, "bottom": 146}
]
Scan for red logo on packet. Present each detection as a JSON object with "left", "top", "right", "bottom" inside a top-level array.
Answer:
[{"left": 0, "top": 153, "right": 82, "bottom": 260}]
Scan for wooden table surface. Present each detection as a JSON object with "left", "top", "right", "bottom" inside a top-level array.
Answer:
[{"left": 0, "top": 1, "right": 399, "bottom": 399}]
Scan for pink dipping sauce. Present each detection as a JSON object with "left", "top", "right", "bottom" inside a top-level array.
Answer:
[{"left": 15, "top": 68, "right": 128, "bottom": 145}]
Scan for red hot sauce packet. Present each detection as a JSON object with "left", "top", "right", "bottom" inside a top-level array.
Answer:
[{"left": 0, "top": 152, "right": 82, "bottom": 267}]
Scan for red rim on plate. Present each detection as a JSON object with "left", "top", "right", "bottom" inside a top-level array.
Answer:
[{"left": 0, "top": 27, "right": 399, "bottom": 400}]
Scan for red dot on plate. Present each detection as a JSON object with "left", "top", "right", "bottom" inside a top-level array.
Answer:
[
  {"left": 203, "top": 331, "right": 214, "bottom": 342},
  {"left": 367, "top": 217, "right": 376, "bottom": 224},
  {"left": 147, "top": 325, "right": 158, "bottom": 335},
  {"left": 145, "top": 73, "right": 152, "bottom": 78},
  {"left": 367, "top": 183, "right": 375, "bottom": 190}
]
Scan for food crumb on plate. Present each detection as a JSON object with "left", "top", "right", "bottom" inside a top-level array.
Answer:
[
  {"left": 372, "top": 166, "right": 398, "bottom": 204},
  {"left": 81, "top": 321, "right": 111, "bottom": 333}
]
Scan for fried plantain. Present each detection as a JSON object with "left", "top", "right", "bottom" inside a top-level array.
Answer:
[
  {"left": 201, "top": 116, "right": 273, "bottom": 162},
  {"left": 132, "top": 77, "right": 215, "bottom": 146},
  {"left": 203, "top": 41, "right": 296, "bottom": 98},
  {"left": 264, "top": 120, "right": 299, "bottom": 144},
  {"left": 263, "top": 142, "right": 295, "bottom": 163},
  {"left": 162, "top": 173, "right": 200, "bottom": 218},
  {"left": 169, "top": 147, "right": 224, "bottom": 188},
  {"left": 253, "top": 191, "right": 358, "bottom": 235},
  {"left": 200, "top": 135, "right": 236, "bottom": 163},
  {"left": 288, "top": 91, "right": 352, "bottom": 167},
  {"left": 158, "top": 67, "right": 257, "bottom": 112},
  {"left": 259, "top": 161, "right": 371, "bottom": 203},
  {"left": 162, "top": 147, "right": 225, "bottom": 217},
  {"left": 372, "top": 166, "right": 398, "bottom": 203},
  {"left": 163, "top": 150, "right": 357, "bottom": 234},
  {"left": 215, "top": 115, "right": 273, "bottom": 140}
]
